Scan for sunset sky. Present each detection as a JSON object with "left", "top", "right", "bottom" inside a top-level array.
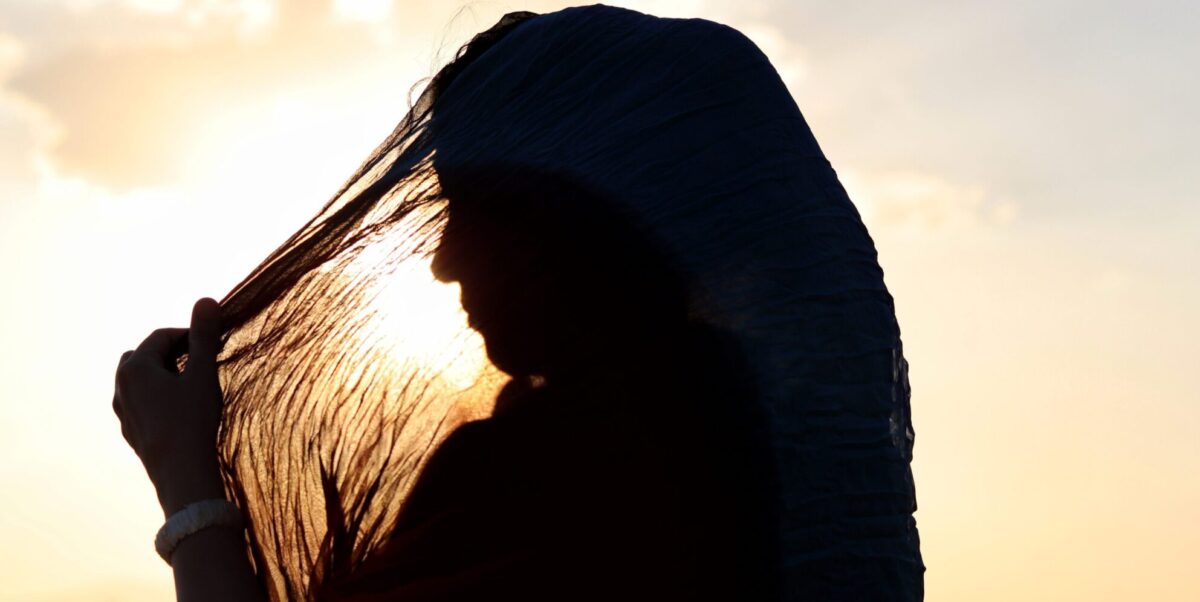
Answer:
[{"left": 0, "top": 1, "right": 1197, "bottom": 600}]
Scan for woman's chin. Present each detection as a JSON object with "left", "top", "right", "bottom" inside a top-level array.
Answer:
[{"left": 480, "top": 333, "right": 545, "bottom": 378}]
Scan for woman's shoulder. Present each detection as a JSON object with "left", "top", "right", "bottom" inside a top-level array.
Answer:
[{"left": 490, "top": 375, "right": 556, "bottom": 418}]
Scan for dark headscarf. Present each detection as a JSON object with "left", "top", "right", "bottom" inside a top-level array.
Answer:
[{"left": 211, "top": 5, "right": 923, "bottom": 600}]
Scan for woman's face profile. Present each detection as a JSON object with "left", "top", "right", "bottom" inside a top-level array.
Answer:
[
  {"left": 430, "top": 191, "right": 556, "bottom": 377},
  {"left": 428, "top": 168, "right": 686, "bottom": 382}
]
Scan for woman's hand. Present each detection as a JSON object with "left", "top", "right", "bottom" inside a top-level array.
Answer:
[{"left": 113, "top": 297, "right": 228, "bottom": 517}]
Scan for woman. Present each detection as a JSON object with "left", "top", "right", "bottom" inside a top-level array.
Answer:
[{"left": 113, "top": 6, "right": 923, "bottom": 601}]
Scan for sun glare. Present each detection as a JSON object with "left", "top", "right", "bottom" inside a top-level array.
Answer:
[
  {"left": 347, "top": 239, "right": 492, "bottom": 395},
  {"left": 351, "top": 248, "right": 506, "bottom": 428}
]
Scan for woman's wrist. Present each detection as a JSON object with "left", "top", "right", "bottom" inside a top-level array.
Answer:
[{"left": 155, "top": 453, "right": 227, "bottom": 517}]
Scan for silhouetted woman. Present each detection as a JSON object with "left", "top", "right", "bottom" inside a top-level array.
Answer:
[{"left": 113, "top": 6, "right": 923, "bottom": 601}]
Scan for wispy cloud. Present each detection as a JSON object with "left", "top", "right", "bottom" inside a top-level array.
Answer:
[
  {"left": 840, "top": 168, "right": 1018, "bottom": 237},
  {"left": 0, "top": 32, "right": 56, "bottom": 203},
  {"left": 4, "top": 1, "right": 398, "bottom": 190}
]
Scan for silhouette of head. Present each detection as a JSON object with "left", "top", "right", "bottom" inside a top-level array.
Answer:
[{"left": 430, "top": 166, "right": 687, "bottom": 382}]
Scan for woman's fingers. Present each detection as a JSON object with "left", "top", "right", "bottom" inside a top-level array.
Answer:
[
  {"left": 134, "top": 327, "right": 188, "bottom": 366},
  {"left": 113, "top": 300, "right": 227, "bottom": 498},
  {"left": 113, "top": 350, "right": 135, "bottom": 419},
  {"left": 114, "top": 349, "right": 135, "bottom": 384},
  {"left": 185, "top": 298, "right": 222, "bottom": 380}
]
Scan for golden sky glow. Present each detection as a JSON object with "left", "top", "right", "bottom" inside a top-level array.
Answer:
[{"left": 0, "top": 1, "right": 1196, "bottom": 600}]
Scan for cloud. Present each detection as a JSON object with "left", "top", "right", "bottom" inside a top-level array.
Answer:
[
  {"left": 3, "top": 1, "right": 402, "bottom": 191},
  {"left": 734, "top": 21, "right": 809, "bottom": 93},
  {"left": 3, "top": 0, "right": 820, "bottom": 195},
  {"left": 117, "top": 0, "right": 187, "bottom": 13},
  {"left": 68, "top": 0, "right": 273, "bottom": 31},
  {"left": 838, "top": 168, "right": 1019, "bottom": 237},
  {"left": 0, "top": 32, "right": 58, "bottom": 205}
]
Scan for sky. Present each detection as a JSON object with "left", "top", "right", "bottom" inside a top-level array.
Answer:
[{"left": 0, "top": 0, "right": 1197, "bottom": 600}]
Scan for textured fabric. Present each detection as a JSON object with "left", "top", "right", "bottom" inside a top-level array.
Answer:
[
  {"left": 431, "top": 6, "right": 925, "bottom": 599},
  {"left": 210, "top": 5, "right": 923, "bottom": 600}
]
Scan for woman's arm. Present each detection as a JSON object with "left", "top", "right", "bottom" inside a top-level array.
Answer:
[
  {"left": 156, "top": 455, "right": 264, "bottom": 602},
  {"left": 170, "top": 524, "right": 264, "bottom": 602},
  {"left": 113, "top": 298, "right": 267, "bottom": 602}
]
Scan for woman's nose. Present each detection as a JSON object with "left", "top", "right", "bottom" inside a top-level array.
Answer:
[{"left": 430, "top": 235, "right": 458, "bottom": 283}]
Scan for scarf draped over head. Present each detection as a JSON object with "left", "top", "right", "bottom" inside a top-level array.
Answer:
[{"left": 210, "top": 5, "right": 923, "bottom": 600}]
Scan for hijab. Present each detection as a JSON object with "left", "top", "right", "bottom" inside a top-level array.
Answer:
[{"left": 210, "top": 5, "right": 924, "bottom": 600}]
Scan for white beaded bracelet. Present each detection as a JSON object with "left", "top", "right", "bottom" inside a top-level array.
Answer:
[{"left": 154, "top": 498, "right": 244, "bottom": 565}]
